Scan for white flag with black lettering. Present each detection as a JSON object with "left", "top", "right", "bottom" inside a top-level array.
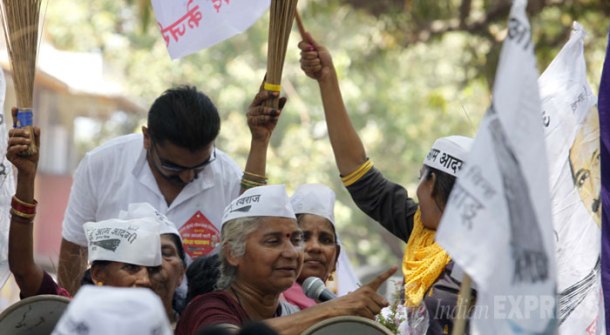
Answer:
[
  {"left": 539, "top": 22, "right": 604, "bottom": 334},
  {"left": 436, "top": 0, "right": 557, "bottom": 333}
]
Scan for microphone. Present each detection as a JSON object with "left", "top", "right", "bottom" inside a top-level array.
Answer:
[{"left": 302, "top": 277, "right": 337, "bottom": 302}]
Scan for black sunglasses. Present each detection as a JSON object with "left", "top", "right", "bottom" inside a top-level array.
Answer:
[{"left": 152, "top": 142, "right": 216, "bottom": 173}]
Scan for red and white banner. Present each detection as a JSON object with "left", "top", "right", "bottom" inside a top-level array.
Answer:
[{"left": 151, "top": 0, "right": 270, "bottom": 59}]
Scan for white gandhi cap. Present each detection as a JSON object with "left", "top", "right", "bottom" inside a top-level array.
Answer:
[
  {"left": 84, "top": 217, "right": 162, "bottom": 267},
  {"left": 51, "top": 286, "right": 172, "bottom": 335},
  {"left": 290, "top": 184, "right": 336, "bottom": 225},
  {"left": 222, "top": 184, "right": 296, "bottom": 225},
  {"left": 422, "top": 135, "right": 473, "bottom": 177}
]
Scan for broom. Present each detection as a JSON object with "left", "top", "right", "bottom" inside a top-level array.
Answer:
[
  {"left": 263, "top": 0, "right": 299, "bottom": 109},
  {"left": 1, "top": 0, "right": 44, "bottom": 155}
]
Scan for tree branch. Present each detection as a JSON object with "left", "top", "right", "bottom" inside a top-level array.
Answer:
[
  {"left": 458, "top": 0, "right": 472, "bottom": 28},
  {"left": 399, "top": 0, "right": 588, "bottom": 45}
]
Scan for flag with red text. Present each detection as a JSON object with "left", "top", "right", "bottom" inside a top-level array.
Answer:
[{"left": 151, "top": 0, "right": 270, "bottom": 59}]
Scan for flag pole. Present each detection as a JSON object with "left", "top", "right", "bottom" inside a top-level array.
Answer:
[{"left": 451, "top": 274, "right": 472, "bottom": 335}]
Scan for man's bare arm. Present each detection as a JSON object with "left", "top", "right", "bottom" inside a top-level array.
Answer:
[{"left": 57, "top": 238, "right": 87, "bottom": 295}]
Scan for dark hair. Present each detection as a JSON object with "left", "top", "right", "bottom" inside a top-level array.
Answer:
[
  {"left": 195, "top": 322, "right": 279, "bottom": 335},
  {"left": 80, "top": 261, "right": 107, "bottom": 286},
  {"left": 148, "top": 86, "right": 220, "bottom": 151},
  {"left": 80, "top": 260, "right": 113, "bottom": 286},
  {"left": 186, "top": 253, "right": 221, "bottom": 305},
  {"left": 238, "top": 322, "right": 279, "bottom": 335},
  {"left": 163, "top": 233, "right": 187, "bottom": 266},
  {"left": 81, "top": 269, "right": 94, "bottom": 286},
  {"left": 195, "top": 325, "right": 232, "bottom": 335},
  {"left": 423, "top": 166, "right": 457, "bottom": 210}
]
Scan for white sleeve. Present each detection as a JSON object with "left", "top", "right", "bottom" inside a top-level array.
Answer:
[
  {"left": 61, "top": 154, "right": 98, "bottom": 246},
  {"left": 217, "top": 150, "right": 242, "bottom": 201},
  {"left": 226, "top": 156, "right": 241, "bottom": 200}
]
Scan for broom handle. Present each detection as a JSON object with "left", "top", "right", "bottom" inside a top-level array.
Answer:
[
  {"left": 295, "top": 10, "right": 306, "bottom": 39},
  {"left": 451, "top": 274, "right": 472, "bottom": 335}
]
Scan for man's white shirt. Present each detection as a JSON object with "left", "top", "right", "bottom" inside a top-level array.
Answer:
[{"left": 62, "top": 133, "right": 241, "bottom": 258}]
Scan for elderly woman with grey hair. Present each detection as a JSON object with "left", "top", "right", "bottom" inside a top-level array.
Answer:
[{"left": 176, "top": 185, "right": 395, "bottom": 335}]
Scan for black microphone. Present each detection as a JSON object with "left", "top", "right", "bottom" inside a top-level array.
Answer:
[{"left": 302, "top": 276, "right": 337, "bottom": 302}]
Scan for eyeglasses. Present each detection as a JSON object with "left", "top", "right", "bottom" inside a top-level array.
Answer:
[{"left": 151, "top": 142, "right": 216, "bottom": 174}]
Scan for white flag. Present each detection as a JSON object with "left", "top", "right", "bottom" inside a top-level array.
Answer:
[
  {"left": 539, "top": 22, "right": 604, "bottom": 334},
  {"left": 0, "top": 69, "right": 16, "bottom": 289},
  {"left": 151, "top": 0, "right": 270, "bottom": 59},
  {"left": 335, "top": 246, "right": 361, "bottom": 296},
  {"left": 436, "top": 0, "right": 557, "bottom": 333}
]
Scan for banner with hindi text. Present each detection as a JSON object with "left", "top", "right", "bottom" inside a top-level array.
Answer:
[
  {"left": 598, "top": 26, "right": 610, "bottom": 335},
  {"left": 151, "top": 0, "right": 270, "bottom": 59},
  {"left": 539, "top": 22, "right": 604, "bottom": 334},
  {"left": 436, "top": 0, "right": 557, "bottom": 333}
]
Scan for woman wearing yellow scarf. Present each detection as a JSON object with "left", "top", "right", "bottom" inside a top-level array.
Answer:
[{"left": 298, "top": 32, "right": 475, "bottom": 335}]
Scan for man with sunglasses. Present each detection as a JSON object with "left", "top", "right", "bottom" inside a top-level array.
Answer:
[{"left": 57, "top": 86, "right": 242, "bottom": 295}]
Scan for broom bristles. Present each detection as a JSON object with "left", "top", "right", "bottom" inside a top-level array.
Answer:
[
  {"left": 1, "top": 0, "right": 43, "bottom": 108},
  {"left": 1, "top": 0, "right": 43, "bottom": 155},
  {"left": 264, "top": 0, "right": 298, "bottom": 109}
]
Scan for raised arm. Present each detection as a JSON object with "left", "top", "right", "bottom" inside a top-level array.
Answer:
[
  {"left": 58, "top": 156, "right": 95, "bottom": 294},
  {"left": 298, "top": 33, "right": 368, "bottom": 176},
  {"left": 57, "top": 239, "right": 87, "bottom": 294},
  {"left": 241, "top": 89, "right": 285, "bottom": 193},
  {"left": 7, "top": 109, "right": 43, "bottom": 298}
]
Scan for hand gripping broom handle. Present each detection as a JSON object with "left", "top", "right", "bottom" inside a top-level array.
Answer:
[{"left": 15, "top": 108, "right": 37, "bottom": 155}]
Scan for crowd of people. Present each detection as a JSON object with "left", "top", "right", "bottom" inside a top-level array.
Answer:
[{"left": 2, "top": 33, "right": 474, "bottom": 335}]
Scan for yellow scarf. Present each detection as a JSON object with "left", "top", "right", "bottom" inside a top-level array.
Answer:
[{"left": 402, "top": 208, "right": 450, "bottom": 307}]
